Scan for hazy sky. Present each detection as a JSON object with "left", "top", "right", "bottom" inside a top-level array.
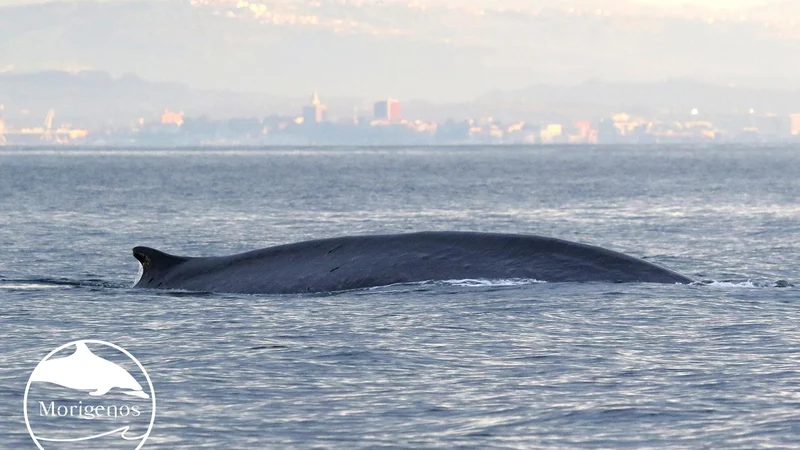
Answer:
[
  {"left": 3, "top": 0, "right": 798, "bottom": 99},
  {"left": 634, "top": 0, "right": 772, "bottom": 9},
  {"left": 635, "top": 0, "right": 769, "bottom": 7},
  {"left": 0, "top": 0, "right": 779, "bottom": 8}
]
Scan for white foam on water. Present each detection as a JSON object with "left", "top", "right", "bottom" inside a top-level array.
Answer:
[
  {"left": 695, "top": 280, "right": 791, "bottom": 289},
  {"left": 436, "top": 278, "right": 547, "bottom": 287},
  {"left": 369, "top": 279, "right": 547, "bottom": 290},
  {"left": 702, "top": 281, "right": 760, "bottom": 289},
  {"left": 0, "top": 283, "right": 65, "bottom": 290}
]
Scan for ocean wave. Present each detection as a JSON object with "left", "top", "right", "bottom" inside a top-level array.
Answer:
[
  {"left": 431, "top": 278, "right": 547, "bottom": 287},
  {"left": 0, "top": 278, "right": 127, "bottom": 290},
  {"left": 368, "top": 278, "right": 547, "bottom": 290},
  {"left": 693, "top": 279, "right": 794, "bottom": 288},
  {"left": 0, "top": 283, "right": 67, "bottom": 290}
]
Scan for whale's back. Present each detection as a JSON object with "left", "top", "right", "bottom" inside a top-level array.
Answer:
[{"left": 133, "top": 232, "right": 693, "bottom": 294}]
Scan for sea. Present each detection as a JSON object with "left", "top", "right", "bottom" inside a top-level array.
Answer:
[{"left": 0, "top": 145, "right": 798, "bottom": 449}]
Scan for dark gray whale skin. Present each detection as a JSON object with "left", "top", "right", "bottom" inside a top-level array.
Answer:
[{"left": 132, "top": 231, "right": 693, "bottom": 294}]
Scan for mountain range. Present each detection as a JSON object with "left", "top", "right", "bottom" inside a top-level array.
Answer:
[
  {"left": 1, "top": 0, "right": 799, "bottom": 102},
  {"left": 2, "top": 71, "right": 799, "bottom": 127}
]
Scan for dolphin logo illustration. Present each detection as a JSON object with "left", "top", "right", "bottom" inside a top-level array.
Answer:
[{"left": 30, "top": 342, "right": 150, "bottom": 399}]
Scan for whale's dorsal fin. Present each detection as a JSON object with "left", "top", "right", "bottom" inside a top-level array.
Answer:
[{"left": 132, "top": 246, "right": 189, "bottom": 286}]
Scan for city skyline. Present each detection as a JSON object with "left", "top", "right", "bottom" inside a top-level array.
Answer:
[
  {"left": 2, "top": 75, "right": 800, "bottom": 147},
  {"left": 3, "top": 0, "right": 799, "bottom": 142},
  {"left": 4, "top": 70, "right": 800, "bottom": 123}
]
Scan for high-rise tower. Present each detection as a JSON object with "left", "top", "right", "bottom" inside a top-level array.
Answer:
[
  {"left": 374, "top": 99, "right": 402, "bottom": 123},
  {"left": 0, "top": 104, "right": 6, "bottom": 146},
  {"left": 302, "top": 92, "right": 327, "bottom": 124}
]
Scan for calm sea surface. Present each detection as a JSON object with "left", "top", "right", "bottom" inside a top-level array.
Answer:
[{"left": 1, "top": 145, "right": 799, "bottom": 448}]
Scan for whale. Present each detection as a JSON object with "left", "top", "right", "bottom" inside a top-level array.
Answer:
[
  {"left": 132, "top": 231, "right": 693, "bottom": 294},
  {"left": 30, "top": 342, "right": 149, "bottom": 399}
]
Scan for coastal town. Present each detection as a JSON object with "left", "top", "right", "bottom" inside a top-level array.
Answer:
[{"left": 2, "top": 92, "right": 800, "bottom": 147}]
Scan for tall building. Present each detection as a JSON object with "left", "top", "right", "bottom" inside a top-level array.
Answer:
[
  {"left": 303, "top": 92, "right": 327, "bottom": 124},
  {"left": 791, "top": 114, "right": 800, "bottom": 135},
  {"left": 539, "top": 123, "right": 563, "bottom": 143},
  {"left": 161, "top": 109, "right": 185, "bottom": 126},
  {"left": 0, "top": 104, "right": 5, "bottom": 146},
  {"left": 374, "top": 99, "right": 402, "bottom": 123},
  {"left": 611, "top": 112, "right": 631, "bottom": 136}
]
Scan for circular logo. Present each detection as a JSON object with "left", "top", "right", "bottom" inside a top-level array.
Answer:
[{"left": 23, "top": 340, "right": 156, "bottom": 449}]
